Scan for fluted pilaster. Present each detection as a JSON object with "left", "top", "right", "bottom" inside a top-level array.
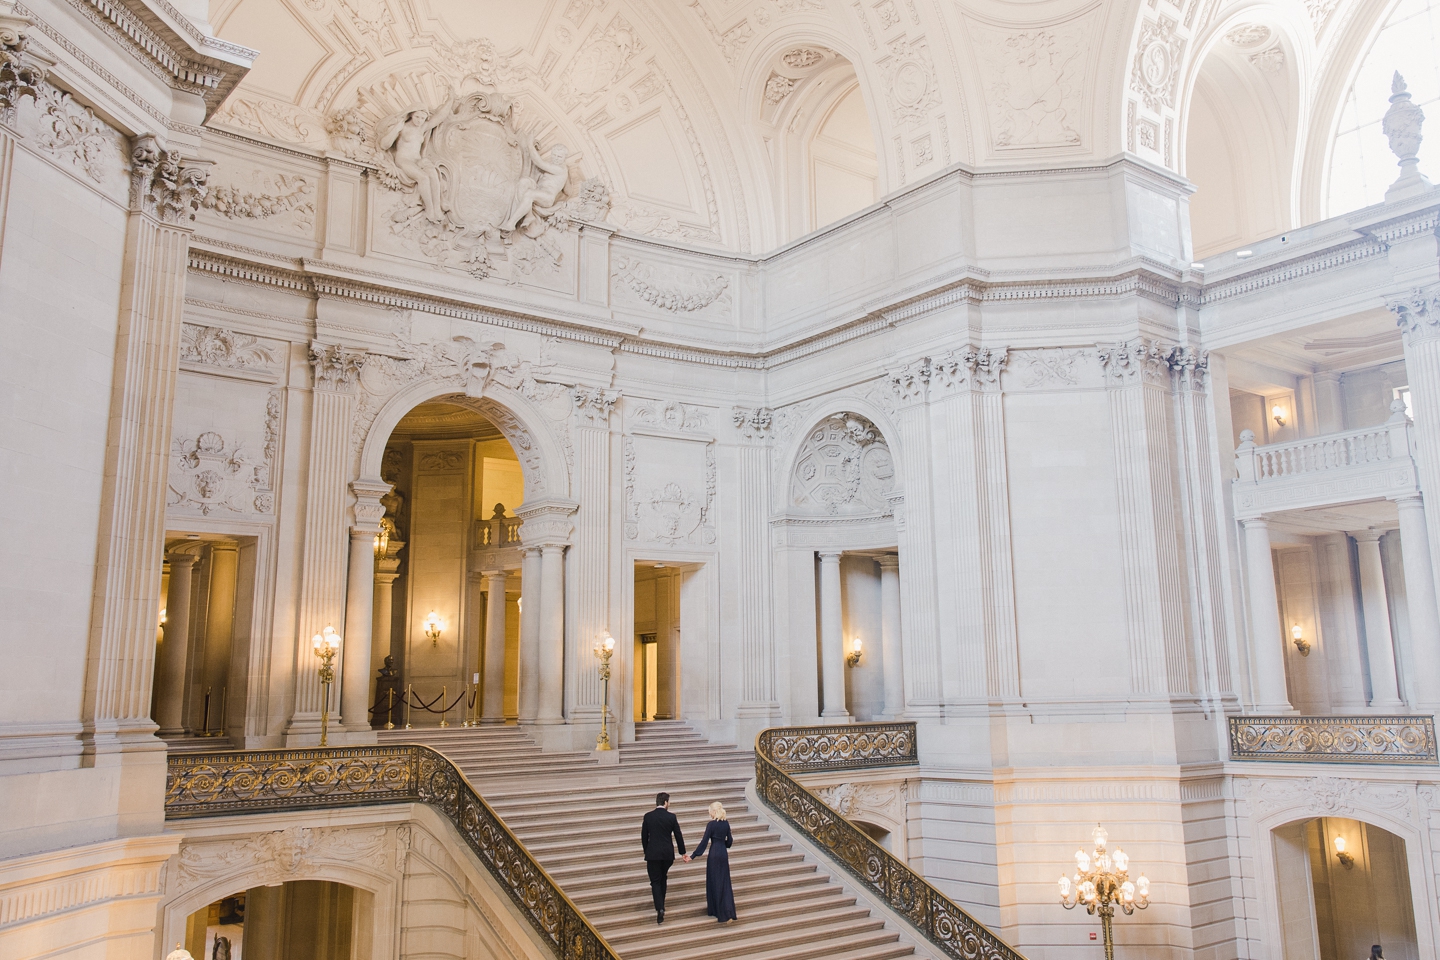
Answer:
[{"left": 732, "top": 407, "right": 780, "bottom": 718}]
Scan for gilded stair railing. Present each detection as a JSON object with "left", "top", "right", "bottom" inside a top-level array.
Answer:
[
  {"left": 165, "top": 745, "right": 617, "bottom": 960},
  {"left": 755, "top": 723, "right": 1026, "bottom": 960}
]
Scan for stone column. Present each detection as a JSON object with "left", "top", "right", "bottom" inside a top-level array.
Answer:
[
  {"left": 877, "top": 554, "right": 905, "bottom": 718},
  {"left": 79, "top": 139, "right": 207, "bottom": 766},
  {"left": 155, "top": 552, "right": 198, "bottom": 736},
  {"left": 1313, "top": 372, "right": 1345, "bottom": 434},
  {"left": 818, "top": 551, "right": 848, "bottom": 719},
  {"left": 732, "top": 407, "right": 781, "bottom": 720},
  {"left": 518, "top": 547, "right": 542, "bottom": 722},
  {"left": 199, "top": 543, "right": 238, "bottom": 735},
  {"left": 1394, "top": 495, "right": 1440, "bottom": 707},
  {"left": 537, "top": 544, "right": 566, "bottom": 723},
  {"left": 1353, "top": 531, "right": 1404, "bottom": 708},
  {"left": 372, "top": 557, "right": 401, "bottom": 682},
  {"left": 1390, "top": 287, "right": 1440, "bottom": 627},
  {"left": 1240, "top": 518, "right": 1292, "bottom": 712},
  {"left": 570, "top": 389, "right": 617, "bottom": 724},
  {"left": 340, "top": 481, "right": 388, "bottom": 734},
  {"left": 287, "top": 342, "right": 365, "bottom": 742},
  {"left": 482, "top": 569, "right": 508, "bottom": 722}
]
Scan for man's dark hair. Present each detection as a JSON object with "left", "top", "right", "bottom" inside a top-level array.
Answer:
[{"left": 656, "top": 792, "right": 670, "bottom": 806}]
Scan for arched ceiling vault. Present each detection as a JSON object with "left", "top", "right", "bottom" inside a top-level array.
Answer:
[{"left": 202, "top": 0, "right": 1388, "bottom": 254}]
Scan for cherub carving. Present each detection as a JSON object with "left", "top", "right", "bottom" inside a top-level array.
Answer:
[
  {"left": 504, "top": 138, "right": 570, "bottom": 236},
  {"left": 376, "top": 97, "right": 454, "bottom": 222}
]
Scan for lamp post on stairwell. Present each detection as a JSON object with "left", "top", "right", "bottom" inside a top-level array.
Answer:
[
  {"left": 594, "top": 634, "right": 616, "bottom": 751},
  {"left": 1059, "top": 824, "right": 1149, "bottom": 960},
  {"left": 312, "top": 625, "right": 341, "bottom": 747}
]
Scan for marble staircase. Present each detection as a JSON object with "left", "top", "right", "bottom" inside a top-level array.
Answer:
[{"left": 383, "top": 721, "right": 925, "bottom": 960}]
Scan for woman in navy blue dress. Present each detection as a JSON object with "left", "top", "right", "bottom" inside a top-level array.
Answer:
[{"left": 684, "top": 801, "right": 737, "bottom": 922}]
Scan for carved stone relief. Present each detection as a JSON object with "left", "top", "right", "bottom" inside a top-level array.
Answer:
[
  {"left": 201, "top": 173, "right": 315, "bottom": 232},
  {"left": 212, "top": 97, "right": 321, "bottom": 144},
  {"left": 557, "top": 15, "right": 640, "bottom": 110},
  {"left": 180, "top": 324, "right": 281, "bottom": 374},
  {"left": 169, "top": 401, "right": 280, "bottom": 517},
  {"left": 973, "top": 20, "right": 1090, "bottom": 148},
  {"left": 1015, "top": 347, "right": 1085, "bottom": 387},
  {"left": 173, "top": 826, "right": 388, "bottom": 892},
  {"left": 1130, "top": 16, "right": 1186, "bottom": 113},
  {"left": 630, "top": 399, "right": 712, "bottom": 433},
  {"left": 814, "top": 781, "right": 905, "bottom": 823},
  {"left": 623, "top": 434, "right": 716, "bottom": 546},
  {"left": 612, "top": 256, "right": 730, "bottom": 314},
  {"left": 791, "top": 413, "right": 895, "bottom": 516},
  {"left": 880, "top": 38, "right": 939, "bottom": 126}
]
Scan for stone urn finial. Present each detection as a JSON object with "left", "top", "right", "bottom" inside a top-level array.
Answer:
[{"left": 1382, "top": 71, "right": 1432, "bottom": 200}]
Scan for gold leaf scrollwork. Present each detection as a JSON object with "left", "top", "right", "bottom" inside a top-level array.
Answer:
[{"left": 1229, "top": 715, "right": 1438, "bottom": 763}]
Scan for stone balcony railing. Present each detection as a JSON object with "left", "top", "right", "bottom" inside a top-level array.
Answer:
[
  {"left": 474, "top": 515, "right": 523, "bottom": 548},
  {"left": 1228, "top": 715, "right": 1438, "bottom": 764},
  {"left": 1232, "top": 405, "right": 1419, "bottom": 519}
]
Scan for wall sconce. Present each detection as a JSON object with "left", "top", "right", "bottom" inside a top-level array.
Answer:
[
  {"left": 1292, "top": 624, "right": 1311, "bottom": 657},
  {"left": 1334, "top": 834, "right": 1355, "bottom": 869},
  {"left": 373, "top": 527, "right": 389, "bottom": 560},
  {"left": 1272, "top": 403, "right": 1287, "bottom": 428},
  {"left": 159, "top": 607, "right": 167, "bottom": 628},
  {"left": 424, "top": 611, "right": 444, "bottom": 646},
  {"left": 846, "top": 637, "right": 863, "bottom": 667}
]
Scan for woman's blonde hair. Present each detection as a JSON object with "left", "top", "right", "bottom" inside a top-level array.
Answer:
[{"left": 708, "top": 801, "right": 727, "bottom": 820}]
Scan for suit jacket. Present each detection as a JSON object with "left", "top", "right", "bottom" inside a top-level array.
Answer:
[{"left": 641, "top": 807, "right": 685, "bottom": 862}]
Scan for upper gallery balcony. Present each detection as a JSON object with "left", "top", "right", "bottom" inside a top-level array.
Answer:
[{"left": 1232, "top": 401, "right": 1418, "bottom": 520}]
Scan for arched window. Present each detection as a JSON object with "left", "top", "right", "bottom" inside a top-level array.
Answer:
[{"left": 1326, "top": 0, "right": 1440, "bottom": 217}]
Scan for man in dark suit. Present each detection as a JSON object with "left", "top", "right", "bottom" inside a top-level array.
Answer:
[{"left": 640, "top": 791, "right": 685, "bottom": 923}]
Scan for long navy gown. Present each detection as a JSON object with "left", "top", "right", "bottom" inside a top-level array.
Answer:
[{"left": 691, "top": 819, "right": 737, "bottom": 922}]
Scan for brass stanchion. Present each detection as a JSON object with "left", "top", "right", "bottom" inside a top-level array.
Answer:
[
  {"left": 439, "top": 684, "right": 449, "bottom": 727},
  {"left": 385, "top": 688, "right": 395, "bottom": 730},
  {"left": 405, "top": 682, "right": 412, "bottom": 730}
]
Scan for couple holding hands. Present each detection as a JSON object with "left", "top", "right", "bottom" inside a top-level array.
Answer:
[{"left": 640, "top": 792, "right": 737, "bottom": 925}]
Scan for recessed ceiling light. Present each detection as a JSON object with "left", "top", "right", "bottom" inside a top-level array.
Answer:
[
  {"left": 1236, "top": 249, "right": 1254, "bottom": 258},
  {"left": 1190, "top": 262, "right": 1205, "bottom": 269},
  {"left": 653, "top": 563, "right": 666, "bottom": 568}
]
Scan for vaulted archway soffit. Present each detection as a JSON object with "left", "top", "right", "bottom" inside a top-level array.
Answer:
[{"left": 354, "top": 338, "right": 574, "bottom": 505}]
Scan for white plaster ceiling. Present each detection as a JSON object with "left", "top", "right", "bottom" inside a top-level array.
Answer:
[{"left": 201, "top": 0, "right": 1382, "bottom": 253}]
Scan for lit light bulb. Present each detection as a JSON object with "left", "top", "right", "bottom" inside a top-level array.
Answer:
[
  {"left": 1121, "top": 881, "right": 1135, "bottom": 903},
  {"left": 1092, "top": 824, "right": 1108, "bottom": 851},
  {"left": 1058, "top": 876, "right": 1071, "bottom": 898},
  {"left": 1075, "top": 849, "right": 1090, "bottom": 872},
  {"left": 1114, "top": 849, "right": 1129, "bottom": 872},
  {"left": 1291, "top": 624, "right": 1303, "bottom": 641},
  {"left": 1136, "top": 875, "right": 1149, "bottom": 897},
  {"left": 1334, "top": 835, "right": 1346, "bottom": 854}
]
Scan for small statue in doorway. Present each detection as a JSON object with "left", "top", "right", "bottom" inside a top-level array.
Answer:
[
  {"left": 491, "top": 502, "right": 507, "bottom": 520},
  {"left": 379, "top": 655, "right": 399, "bottom": 680},
  {"left": 1371, "top": 947, "right": 1385, "bottom": 960},
  {"left": 212, "top": 937, "right": 231, "bottom": 960}
]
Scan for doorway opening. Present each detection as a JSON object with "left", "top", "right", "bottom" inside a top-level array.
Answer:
[
  {"left": 182, "top": 880, "right": 370, "bottom": 960},
  {"left": 634, "top": 563, "right": 681, "bottom": 721},
  {"left": 1273, "top": 817, "right": 1419, "bottom": 960},
  {"left": 154, "top": 534, "right": 259, "bottom": 744}
]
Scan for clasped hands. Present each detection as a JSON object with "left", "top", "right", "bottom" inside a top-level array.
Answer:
[{"left": 681, "top": 854, "right": 693, "bottom": 863}]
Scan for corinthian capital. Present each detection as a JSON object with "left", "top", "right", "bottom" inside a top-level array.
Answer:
[
  {"left": 0, "top": 5, "right": 48, "bottom": 119},
  {"left": 309, "top": 340, "right": 365, "bottom": 391},
  {"left": 129, "top": 136, "right": 210, "bottom": 223},
  {"left": 572, "top": 386, "right": 619, "bottom": 426},
  {"left": 732, "top": 405, "right": 773, "bottom": 440},
  {"left": 1097, "top": 337, "right": 1176, "bottom": 387},
  {"left": 883, "top": 357, "right": 931, "bottom": 407},
  {"left": 1389, "top": 285, "right": 1440, "bottom": 342}
]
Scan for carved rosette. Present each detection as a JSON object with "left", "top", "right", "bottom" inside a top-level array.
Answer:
[
  {"left": 129, "top": 136, "right": 209, "bottom": 224},
  {"left": 309, "top": 339, "right": 366, "bottom": 391}
]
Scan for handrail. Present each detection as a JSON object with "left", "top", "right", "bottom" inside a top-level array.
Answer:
[
  {"left": 755, "top": 723, "right": 1026, "bottom": 960},
  {"left": 166, "top": 745, "right": 618, "bottom": 960}
]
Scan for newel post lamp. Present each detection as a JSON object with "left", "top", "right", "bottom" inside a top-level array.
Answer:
[
  {"left": 1059, "top": 824, "right": 1149, "bottom": 960},
  {"left": 594, "top": 634, "right": 616, "bottom": 751},
  {"left": 312, "top": 625, "right": 342, "bottom": 747}
]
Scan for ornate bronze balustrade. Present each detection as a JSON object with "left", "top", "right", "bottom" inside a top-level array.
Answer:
[
  {"left": 755, "top": 724, "right": 1025, "bottom": 960},
  {"left": 757, "top": 721, "right": 919, "bottom": 774},
  {"left": 1228, "top": 715, "right": 1438, "bottom": 764},
  {"left": 166, "top": 746, "right": 617, "bottom": 960}
]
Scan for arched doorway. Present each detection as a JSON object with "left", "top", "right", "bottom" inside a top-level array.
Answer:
[
  {"left": 1273, "top": 817, "right": 1420, "bottom": 959},
  {"left": 179, "top": 881, "right": 369, "bottom": 960},
  {"left": 373, "top": 399, "right": 526, "bottom": 728}
]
